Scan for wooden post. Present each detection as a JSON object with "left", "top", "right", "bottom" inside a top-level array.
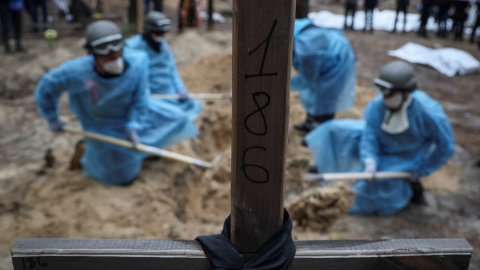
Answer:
[
  {"left": 231, "top": 0, "right": 295, "bottom": 254},
  {"left": 136, "top": 0, "right": 144, "bottom": 33}
]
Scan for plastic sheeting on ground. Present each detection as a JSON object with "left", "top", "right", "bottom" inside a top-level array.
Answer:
[
  {"left": 308, "top": 9, "right": 478, "bottom": 33},
  {"left": 389, "top": 42, "right": 480, "bottom": 77},
  {"left": 308, "top": 10, "right": 434, "bottom": 32}
]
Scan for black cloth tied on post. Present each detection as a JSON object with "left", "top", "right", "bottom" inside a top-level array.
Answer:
[{"left": 195, "top": 209, "right": 296, "bottom": 270}]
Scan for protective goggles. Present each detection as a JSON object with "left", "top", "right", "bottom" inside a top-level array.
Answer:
[
  {"left": 89, "top": 34, "right": 124, "bottom": 55},
  {"left": 373, "top": 78, "right": 396, "bottom": 96}
]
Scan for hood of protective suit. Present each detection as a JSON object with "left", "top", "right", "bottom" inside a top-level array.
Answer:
[
  {"left": 292, "top": 19, "right": 352, "bottom": 83},
  {"left": 290, "top": 19, "right": 356, "bottom": 115}
]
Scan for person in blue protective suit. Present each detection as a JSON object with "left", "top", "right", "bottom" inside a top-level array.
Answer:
[
  {"left": 306, "top": 61, "right": 455, "bottom": 215},
  {"left": 291, "top": 18, "right": 356, "bottom": 133},
  {"left": 126, "top": 11, "right": 202, "bottom": 122},
  {"left": 35, "top": 20, "right": 199, "bottom": 186}
]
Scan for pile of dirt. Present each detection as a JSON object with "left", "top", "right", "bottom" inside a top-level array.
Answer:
[
  {"left": 170, "top": 30, "right": 232, "bottom": 65},
  {"left": 286, "top": 184, "right": 355, "bottom": 232},
  {"left": 0, "top": 38, "right": 85, "bottom": 101}
]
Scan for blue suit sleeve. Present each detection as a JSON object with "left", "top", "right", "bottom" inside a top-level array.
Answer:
[
  {"left": 126, "top": 57, "right": 151, "bottom": 130},
  {"left": 290, "top": 75, "right": 309, "bottom": 91},
  {"left": 418, "top": 111, "right": 455, "bottom": 176},
  {"left": 359, "top": 102, "right": 380, "bottom": 164},
  {"left": 34, "top": 68, "right": 68, "bottom": 121},
  {"left": 164, "top": 42, "right": 186, "bottom": 93}
]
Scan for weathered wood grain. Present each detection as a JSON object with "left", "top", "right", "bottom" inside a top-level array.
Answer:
[
  {"left": 231, "top": 0, "right": 295, "bottom": 254},
  {"left": 12, "top": 238, "right": 472, "bottom": 270}
]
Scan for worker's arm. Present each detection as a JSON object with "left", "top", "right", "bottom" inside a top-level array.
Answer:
[
  {"left": 417, "top": 109, "right": 455, "bottom": 176},
  {"left": 35, "top": 67, "right": 68, "bottom": 122},
  {"left": 290, "top": 75, "right": 309, "bottom": 91},
  {"left": 126, "top": 56, "right": 151, "bottom": 131},
  {"left": 359, "top": 102, "right": 381, "bottom": 167}
]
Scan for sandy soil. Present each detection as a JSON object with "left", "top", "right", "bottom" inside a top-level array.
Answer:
[{"left": 1, "top": 1, "right": 480, "bottom": 270}]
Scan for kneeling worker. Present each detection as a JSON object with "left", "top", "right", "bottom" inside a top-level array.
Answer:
[
  {"left": 126, "top": 11, "right": 201, "bottom": 122},
  {"left": 306, "top": 61, "right": 455, "bottom": 215},
  {"left": 35, "top": 20, "right": 199, "bottom": 186}
]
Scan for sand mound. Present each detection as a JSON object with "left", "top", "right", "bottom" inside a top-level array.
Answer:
[
  {"left": 286, "top": 184, "right": 355, "bottom": 232},
  {"left": 423, "top": 161, "right": 461, "bottom": 193}
]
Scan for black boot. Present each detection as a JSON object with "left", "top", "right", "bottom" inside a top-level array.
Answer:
[
  {"left": 409, "top": 181, "right": 426, "bottom": 205},
  {"left": 294, "top": 114, "right": 315, "bottom": 132},
  {"left": 308, "top": 165, "right": 318, "bottom": 173}
]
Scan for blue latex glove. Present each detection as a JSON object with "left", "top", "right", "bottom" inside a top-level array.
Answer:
[
  {"left": 408, "top": 170, "right": 424, "bottom": 204},
  {"left": 363, "top": 158, "right": 377, "bottom": 180},
  {"left": 409, "top": 170, "right": 421, "bottom": 182},
  {"left": 178, "top": 90, "right": 189, "bottom": 103},
  {"left": 48, "top": 118, "right": 65, "bottom": 133},
  {"left": 126, "top": 129, "right": 140, "bottom": 151}
]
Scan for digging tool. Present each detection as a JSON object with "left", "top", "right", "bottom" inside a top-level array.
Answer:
[
  {"left": 303, "top": 171, "right": 412, "bottom": 181},
  {"left": 152, "top": 92, "right": 232, "bottom": 100},
  {"left": 63, "top": 126, "right": 213, "bottom": 168}
]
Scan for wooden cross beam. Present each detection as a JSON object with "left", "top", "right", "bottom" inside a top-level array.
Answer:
[
  {"left": 11, "top": 238, "right": 473, "bottom": 269},
  {"left": 10, "top": 1, "right": 473, "bottom": 269}
]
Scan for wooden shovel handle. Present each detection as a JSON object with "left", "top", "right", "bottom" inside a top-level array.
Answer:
[{"left": 63, "top": 127, "right": 212, "bottom": 168}]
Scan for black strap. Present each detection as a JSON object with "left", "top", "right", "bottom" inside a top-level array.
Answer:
[{"left": 196, "top": 209, "right": 296, "bottom": 270}]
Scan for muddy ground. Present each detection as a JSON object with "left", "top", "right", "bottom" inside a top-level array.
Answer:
[{"left": 1, "top": 1, "right": 480, "bottom": 269}]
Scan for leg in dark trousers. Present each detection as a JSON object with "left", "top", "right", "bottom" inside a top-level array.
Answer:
[
  {"left": 28, "top": 0, "right": 39, "bottom": 32},
  {"left": 392, "top": 9, "right": 400, "bottom": 32},
  {"left": 11, "top": 9, "right": 23, "bottom": 51},
  {"left": 0, "top": 3, "right": 12, "bottom": 53},
  {"left": 401, "top": 5, "right": 407, "bottom": 32},
  {"left": 153, "top": 0, "right": 163, "bottom": 12},
  {"left": 470, "top": 15, "right": 480, "bottom": 43},
  {"left": 393, "top": 0, "right": 408, "bottom": 33},
  {"left": 344, "top": 3, "right": 356, "bottom": 30},
  {"left": 418, "top": 9, "right": 429, "bottom": 37},
  {"left": 187, "top": 0, "right": 196, "bottom": 27},
  {"left": 39, "top": 0, "right": 48, "bottom": 23},
  {"left": 296, "top": 0, "right": 309, "bottom": 18},
  {"left": 364, "top": 7, "right": 374, "bottom": 32}
]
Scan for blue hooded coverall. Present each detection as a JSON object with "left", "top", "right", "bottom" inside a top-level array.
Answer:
[
  {"left": 290, "top": 18, "right": 356, "bottom": 116},
  {"left": 126, "top": 35, "right": 202, "bottom": 122},
  {"left": 35, "top": 48, "right": 199, "bottom": 185},
  {"left": 306, "top": 91, "right": 455, "bottom": 215}
]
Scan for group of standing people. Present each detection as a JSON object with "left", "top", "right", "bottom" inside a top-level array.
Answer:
[
  {"left": 344, "top": 0, "right": 379, "bottom": 32},
  {"left": 417, "top": 0, "right": 479, "bottom": 41},
  {"left": 343, "top": 0, "right": 480, "bottom": 44}
]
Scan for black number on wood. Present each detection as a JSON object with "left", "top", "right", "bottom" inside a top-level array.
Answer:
[
  {"left": 245, "top": 20, "right": 278, "bottom": 79},
  {"left": 21, "top": 257, "right": 48, "bottom": 269},
  {"left": 244, "top": 92, "right": 270, "bottom": 136},
  {"left": 241, "top": 146, "right": 270, "bottom": 184}
]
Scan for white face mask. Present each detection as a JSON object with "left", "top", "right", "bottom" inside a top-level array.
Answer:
[
  {"left": 153, "top": 36, "right": 164, "bottom": 43},
  {"left": 103, "top": 57, "right": 124, "bottom": 75},
  {"left": 384, "top": 92, "right": 404, "bottom": 110}
]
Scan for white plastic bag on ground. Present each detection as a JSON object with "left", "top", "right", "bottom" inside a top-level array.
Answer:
[{"left": 388, "top": 42, "right": 480, "bottom": 77}]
